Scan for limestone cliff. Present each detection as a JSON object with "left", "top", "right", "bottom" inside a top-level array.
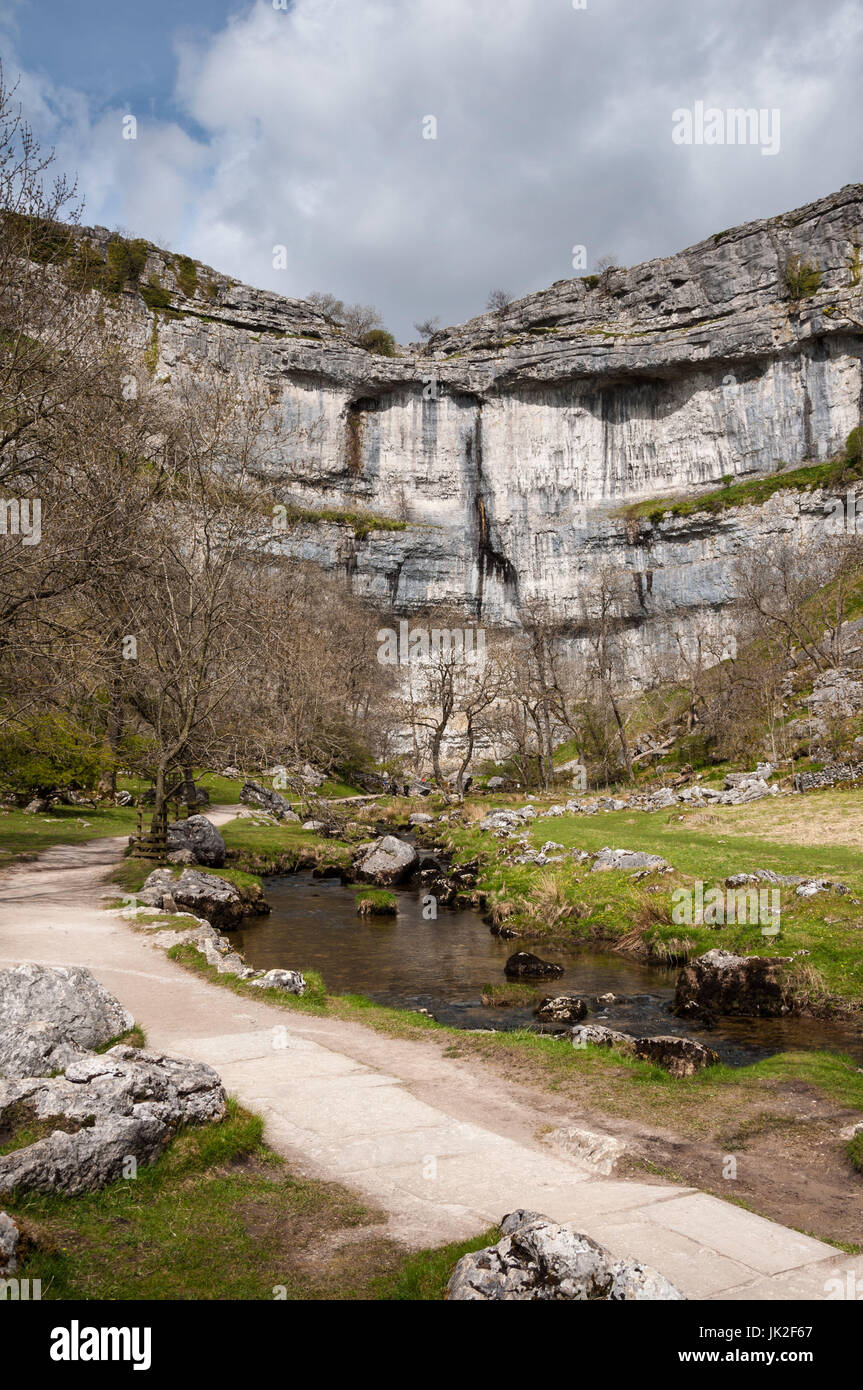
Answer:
[{"left": 87, "top": 183, "right": 863, "bottom": 673}]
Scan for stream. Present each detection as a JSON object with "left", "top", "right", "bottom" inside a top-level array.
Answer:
[{"left": 232, "top": 871, "right": 863, "bottom": 1068}]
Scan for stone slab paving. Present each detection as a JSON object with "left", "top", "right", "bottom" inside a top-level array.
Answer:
[{"left": 0, "top": 822, "right": 851, "bottom": 1299}]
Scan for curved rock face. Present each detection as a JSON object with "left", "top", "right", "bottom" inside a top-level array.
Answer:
[
  {"left": 79, "top": 184, "right": 863, "bottom": 683},
  {"left": 0, "top": 965, "right": 134, "bottom": 1078}
]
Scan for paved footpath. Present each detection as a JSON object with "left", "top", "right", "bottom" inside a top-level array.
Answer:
[{"left": 0, "top": 812, "right": 859, "bottom": 1300}]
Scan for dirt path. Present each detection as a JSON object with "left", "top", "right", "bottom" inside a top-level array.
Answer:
[{"left": 0, "top": 812, "right": 859, "bottom": 1300}]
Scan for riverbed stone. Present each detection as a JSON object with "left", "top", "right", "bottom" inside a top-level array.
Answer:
[
  {"left": 504, "top": 951, "right": 564, "bottom": 981},
  {"left": 447, "top": 1211, "right": 684, "bottom": 1300},
  {"left": 570, "top": 1024, "right": 636, "bottom": 1051},
  {"left": 353, "top": 835, "right": 419, "bottom": 885},
  {"left": 165, "top": 814, "right": 226, "bottom": 867},
  {"left": 674, "top": 948, "right": 794, "bottom": 1019},
  {"left": 536, "top": 994, "right": 588, "bottom": 1024},
  {"left": 0, "top": 964, "right": 134, "bottom": 1078},
  {"left": 633, "top": 1034, "right": 720, "bottom": 1078}
]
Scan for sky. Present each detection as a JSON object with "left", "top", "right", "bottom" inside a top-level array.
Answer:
[{"left": 1, "top": 0, "right": 862, "bottom": 342}]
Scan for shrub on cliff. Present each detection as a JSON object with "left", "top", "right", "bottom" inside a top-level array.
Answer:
[
  {"left": 845, "top": 425, "right": 863, "bottom": 467},
  {"left": 784, "top": 253, "right": 821, "bottom": 300},
  {"left": 105, "top": 236, "right": 149, "bottom": 292},
  {"left": 362, "top": 328, "right": 397, "bottom": 356}
]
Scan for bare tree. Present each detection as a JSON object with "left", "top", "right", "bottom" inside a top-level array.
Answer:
[
  {"left": 405, "top": 625, "right": 503, "bottom": 798},
  {"left": 486, "top": 288, "right": 512, "bottom": 314},
  {"left": 306, "top": 290, "right": 345, "bottom": 323},
  {"left": 579, "top": 568, "right": 635, "bottom": 781},
  {"left": 341, "top": 303, "right": 383, "bottom": 339}
]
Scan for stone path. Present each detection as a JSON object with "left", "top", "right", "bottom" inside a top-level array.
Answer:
[{"left": 0, "top": 813, "right": 859, "bottom": 1300}]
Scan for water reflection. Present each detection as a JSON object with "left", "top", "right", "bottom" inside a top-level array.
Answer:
[{"left": 231, "top": 871, "right": 863, "bottom": 1067}]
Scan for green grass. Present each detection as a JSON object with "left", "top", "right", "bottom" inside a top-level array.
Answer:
[
  {"left": 168, "top": 942, "right": 328, "bottom": 1010},
  {"left": 276, "top": 504, "right": 407, "bottom": 540},
  {"left": 849, "top": 1130, "right": 863, "bottom": 1174},
  {"left": 371, "top": 1228, "right": 499, "bottom": 1299},
  {"left": 0, "top": 802, "right": 138, "bottom": 868},
  {"left": 454, "top": 1027, "right": 863, "bottom": 1126},
  {"left": 196, "top": 771, "right": 245, "bottom": 804},
  {"left": 530, "top": 803, "right": 863, "bottom": 882},
  {"left": 480, "top": 981, "right": 542, "bottom": 1007},
  {"left": 220, "top": 816, "right": 357, "bottom": 874},
  {"left": 321, "top": 778, "right": 365, "bottom": 798},
  {"left": 435, "top": 795, "right": 863, "bottom": 1002},
  {"left": 618, "top": 454, "right": 863, "bottom": 524},
  {"left": 354, "top": 887, "right": 398, "bottom": 915}
]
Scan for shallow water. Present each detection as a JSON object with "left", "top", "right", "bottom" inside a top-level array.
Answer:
[{"left": 232, "top": 871, "right": 863, "bottom": 1068}]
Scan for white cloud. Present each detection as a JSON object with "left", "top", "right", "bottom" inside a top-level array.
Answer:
[{"left": 5, "top": 0, "right": 863, "bottom": 338}]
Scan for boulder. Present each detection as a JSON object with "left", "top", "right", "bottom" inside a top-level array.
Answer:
[
  {"left": 504, "top": 951, "right": 564, "bottom": 981},
  {"left": 447, "top": 1210, "right": 683, "bottom": 1300},
  {"left": 633, "top": 1034, "right": 719, "bottom": 1078},
  {"left": 480, "top": 809, "right": 522, "bottom": 832},
  {"left": 353, "top": 835, "right": 419, "bottom": 885},
  {"left": 167, "top": 848, "right": 197, "bottom": 866},
  {"left": 0, "top": 965, "right": 133, "bottom": 1078},
  {"left": 570, "top": 1024, "right": 635, "bottom": 1051},
  {"left": 139, "top": 868, "right": 246, "bottom": 931},
  {"left": 301, "top": 820, "right": 325, "bottom": 831},
  {"left": 796, "top": 878, "right": 843, "bottom": 898},
  {"left": 0, "top": 1046, "right": 226, "bottom": 1196},
  {"left": 240, "top": 780, "right": 295, "bottom": 820},
  {"left": 165, "top": 814, "right": 226, "bottom": 867},
  {"left": 409, "top": 812, "right": 434, "bottom": 826},
  {"left": 719, "top": 776, "right": 773, "bottom": 805},
  {"left": 591, "top": 847, "right": 670, "bottom": 873},
  {"left": 674, "top": 948, "right": 793, "bottom": 1019},
  {"left": 0, "top": 1113, "right": 169, "bottom": 1197},
  {"left": 0, "top": 1211, "right": 22, "bottom": 1275},
  {"left": 536, "top": 995, "right": 588, "bottom": 1025},
  {"left": 248, "top": 969, "right": 306, "bottom": 995}
]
